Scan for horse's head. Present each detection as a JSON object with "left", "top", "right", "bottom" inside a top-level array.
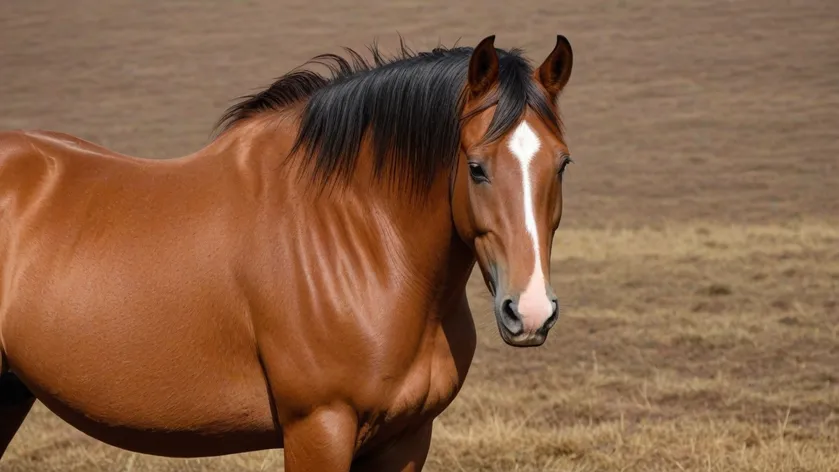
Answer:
[{"left": 452, "top": 35, "right": 573, "bottom": 347}]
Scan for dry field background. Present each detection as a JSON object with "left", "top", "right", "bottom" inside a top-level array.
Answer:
[{"left": 1, "top": 0, "right": 838, "bottom": 471}]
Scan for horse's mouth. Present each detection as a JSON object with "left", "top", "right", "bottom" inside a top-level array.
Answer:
[{"left": 495, "top": 318, "right": 547, "bottom": 348}]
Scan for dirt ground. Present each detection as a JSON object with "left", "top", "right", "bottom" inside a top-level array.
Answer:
[{"left": 1, "top": 0, "right": 838, "bottom": 471}]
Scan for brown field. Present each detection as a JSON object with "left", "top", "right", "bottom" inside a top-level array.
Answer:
[{"left": 1, "top": 0, "right": 838, "bottom": 471}]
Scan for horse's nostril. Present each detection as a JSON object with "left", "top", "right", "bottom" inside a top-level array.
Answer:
[
  {"left": 542, "top": 298, "right": 560, "bottom": 331},
  {"left": 500, "top": 298, "right": 523, "bottom": 336}
]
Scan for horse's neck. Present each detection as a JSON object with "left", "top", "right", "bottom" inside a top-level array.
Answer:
[
  {"left": 335, "top": 177, "right": 475, "bottom": 312},
  {"left": 219, "top": 116, "right": 476, "bottom": 315},
  {"left": 389, "top": 199, "right": 476, "bottom": 308}
]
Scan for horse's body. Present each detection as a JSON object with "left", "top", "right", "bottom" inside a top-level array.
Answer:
[{"left": 0, "top": 35, "right": 573, "bottom": 470}]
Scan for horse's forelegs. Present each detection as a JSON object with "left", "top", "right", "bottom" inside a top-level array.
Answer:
[
  {"left": 282, "top": 404, "right": 357, "bottom": 472},
  {"left": 0, "top": 373, "right": 35, "bottom": 459}
]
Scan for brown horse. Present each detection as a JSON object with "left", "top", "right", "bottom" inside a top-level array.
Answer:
[{"left": 0, "top": 34, "right": 573, "bottom": 470}]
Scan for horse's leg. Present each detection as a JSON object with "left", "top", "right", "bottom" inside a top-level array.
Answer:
[
  {"left": 282, "top": 405, "right": 357, "bottom": 472},
  {"left": 0, "top": 373, "right": 36, "bottom": 459},
  {"left": 351, "top": 422, "right": 433, "bottom": 472}
]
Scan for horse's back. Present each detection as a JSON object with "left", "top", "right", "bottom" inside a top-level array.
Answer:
[
  {"left": 0, "top": 130, "right": 58, "bottom": 221},
  {"left": 0, "top": 129, "right": 128, "bottom": 227},
  {"left": 0, "top": 130, "right": 279, "bottom": 456}
]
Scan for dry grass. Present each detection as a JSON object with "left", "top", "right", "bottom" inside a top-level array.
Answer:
[
  {"left": 4, "top": 221, "right": 837, "bottom": 471},
  {"left": 423, "top": 221, "right": 839, "bottom": 471}
]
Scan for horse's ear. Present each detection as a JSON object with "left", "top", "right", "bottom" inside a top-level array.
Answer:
[
  {"left": 536, "top": 35, "right": 573, "bottom": 101},
  {"left": 468, "top": 35, "right": 500, "bottom": 98}
]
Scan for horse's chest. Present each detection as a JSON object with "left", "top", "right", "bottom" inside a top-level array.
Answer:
[
  {"left": 359, "top": 317, "right": 475, "bottom": 448},
  {"left": 393, "top": 344, "right": 463, "bottom": 417}
]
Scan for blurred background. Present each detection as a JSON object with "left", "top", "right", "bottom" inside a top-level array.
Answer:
[{"left": 1, "top": 0, "right": 837, "bottom": 470}]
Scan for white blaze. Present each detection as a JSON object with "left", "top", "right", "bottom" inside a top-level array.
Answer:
[{"left": 507, "top": 121, "right": 553, "bottom": 331}]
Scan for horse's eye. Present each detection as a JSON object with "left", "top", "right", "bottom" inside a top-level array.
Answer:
[
  {"left": 558, "top": 157, "right": 574, "bottom": 180},
  {"left": 468, "top": 162, "right": 489, "bottom": 183}
]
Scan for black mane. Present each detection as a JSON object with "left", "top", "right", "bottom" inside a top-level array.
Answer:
[{"left": 214, "top": 40, "right": 562, "bottom": 196}]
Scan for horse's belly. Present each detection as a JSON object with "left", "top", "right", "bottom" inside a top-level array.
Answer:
[
  {"left": 23, "top": 402, "right": 280, "bottom": 458},
  {"left": 1, "top": 284, "right": 280, "bottom": 457}
]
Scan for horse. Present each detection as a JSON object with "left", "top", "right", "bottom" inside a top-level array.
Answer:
[{"left": 0, "top": 34, "right": 574, "bottom": 470}]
